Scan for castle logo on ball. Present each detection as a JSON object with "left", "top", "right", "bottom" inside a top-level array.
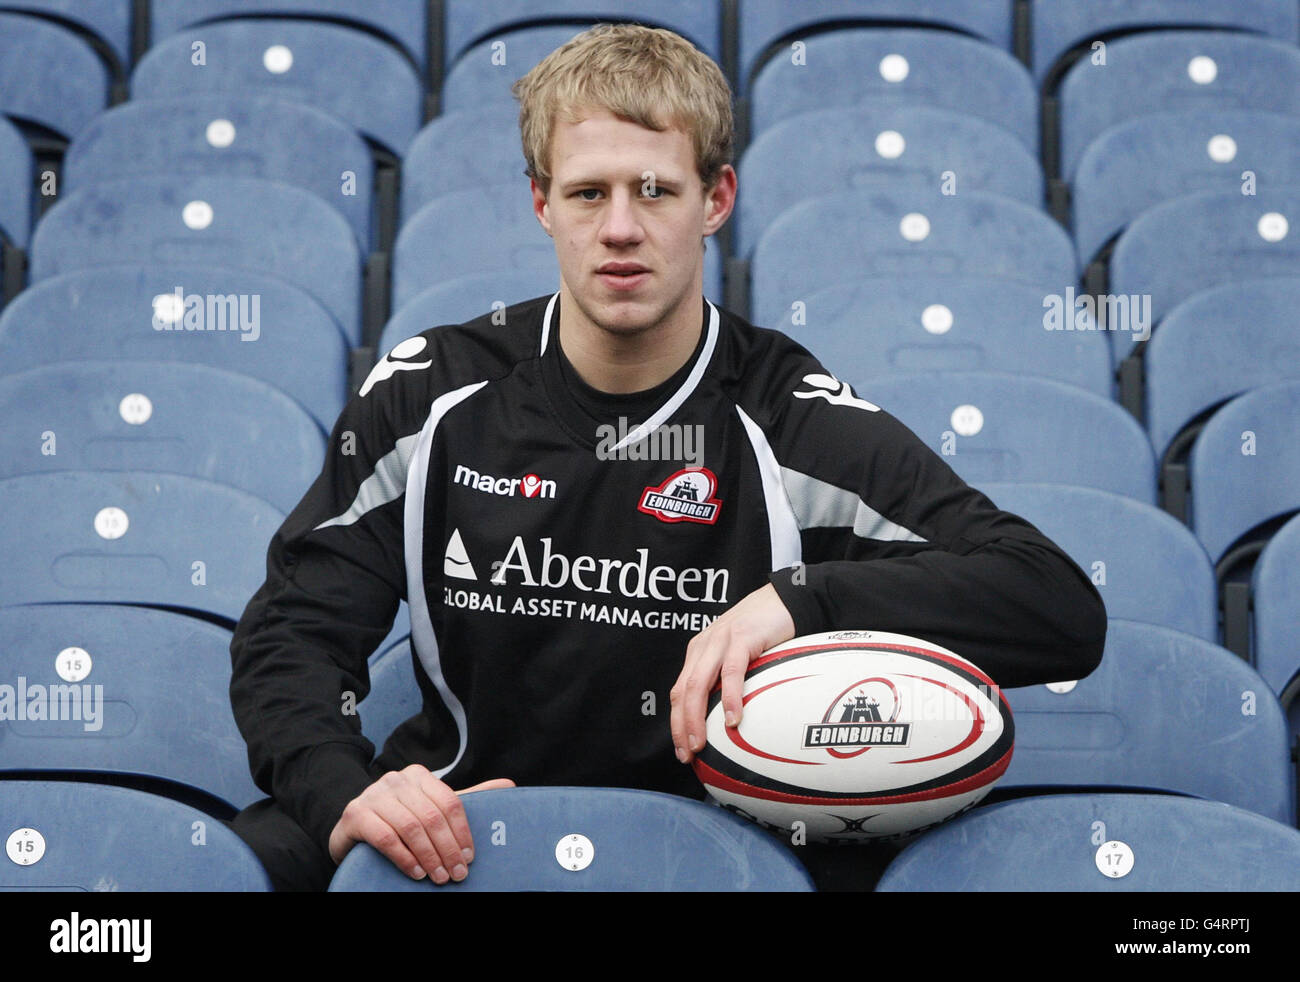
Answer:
[
  {"left": 638, "top": 467, "right": 722, "bottom": 525},
  {"left": 803, "top": 678, "right": 912, "bottom": 752}
]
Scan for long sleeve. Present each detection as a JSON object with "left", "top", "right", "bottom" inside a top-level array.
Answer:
[
  {"left": 229, "top": 369, "right": 414, "bottom": 855},
  {"left": 751, "top": 361, "right": 1107, "bottom": 689}
]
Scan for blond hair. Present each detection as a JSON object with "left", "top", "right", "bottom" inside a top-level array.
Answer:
[{"left": 512, "top": 23, "right": 734, "bottom": 198}]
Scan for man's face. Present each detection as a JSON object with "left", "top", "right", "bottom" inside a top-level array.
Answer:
[{"left": 531, "top": 108, "right": 735, "bottom": 338}]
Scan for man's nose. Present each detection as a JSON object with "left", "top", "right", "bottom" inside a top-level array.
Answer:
[{"left": 600, "top": 189, "right": 644, "bottom": 244}]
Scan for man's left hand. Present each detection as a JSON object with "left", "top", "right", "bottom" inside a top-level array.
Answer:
[{"left": 669, "top": 582, "right": 796, "bottom": 765}]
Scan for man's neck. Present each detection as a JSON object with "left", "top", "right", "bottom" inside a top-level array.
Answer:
[{"left": 556, "top": 288, "right": 704, "bottom": 394}]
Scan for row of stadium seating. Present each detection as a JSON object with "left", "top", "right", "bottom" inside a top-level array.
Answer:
[{"left": 6, "top": 779, "right": 1300, "bottom": 892}]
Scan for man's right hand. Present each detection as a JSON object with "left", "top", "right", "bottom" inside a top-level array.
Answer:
[{"left": 328, "top": 764, "right": 515, "bottom": 883}]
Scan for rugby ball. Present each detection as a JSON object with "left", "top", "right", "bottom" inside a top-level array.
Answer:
[{"left": 691, "top": 631, "right": 1013, "bottom": 842}]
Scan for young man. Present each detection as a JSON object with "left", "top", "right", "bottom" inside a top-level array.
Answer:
[{"left": 228, "top": 24, "right": 1106, "bottom": 891}]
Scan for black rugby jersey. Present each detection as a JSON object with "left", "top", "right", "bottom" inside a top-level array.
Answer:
[{"left": 230, "top": 293, "right": 1106, "bottom": 853}]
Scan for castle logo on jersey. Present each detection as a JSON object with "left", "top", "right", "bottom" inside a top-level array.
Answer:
[
  {"left": 802, "top": 679, "right": 912, "bottom": 752},
  {"left": 638, "top": 467, "right": 722, "bottom": 525},
  {"left": 454, "top": 464, "right": 556, "bottom": 499}
]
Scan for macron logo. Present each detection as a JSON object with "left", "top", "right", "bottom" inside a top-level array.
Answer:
[{"left": 453, "top": 465, "right": 556, "bottom": 499}]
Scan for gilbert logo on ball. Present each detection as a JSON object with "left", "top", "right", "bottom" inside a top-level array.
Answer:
[{"left": 691, "top": 631, "right": 1014, "bottom": 842}]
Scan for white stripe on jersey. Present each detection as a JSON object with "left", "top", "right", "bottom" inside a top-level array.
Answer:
[
  {"left": 405, "top": 381, "right": 488, "bottom": 779},
  {"left": 314, "top": 432, "right": 422, "bottom": 531},
  {"left": 735, "top": 404, "right": 802, "bottom": 570},
  {"left": 779, "top": 467, "right": 927, "bottom": 543}
]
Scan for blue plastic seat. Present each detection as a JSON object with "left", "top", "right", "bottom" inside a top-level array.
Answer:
[
  {"left": 750, "top": 28, "right": 1035, "bottom": 149},
  {"left": 0, "top": 115, "right": 32, "bottom": 250},
  {"left": 151, "top": 0, "right": 428, "bottom": 69},
  {"left": 379, "top": 271, "right": 557, "bottom": 355},
  {"left": 444, "top": 0, "right": 722, "bottom": 65},
  {"left": 1189, "top": 380, "right": 1300, "bottom": 563},
  {"left": 0, "top": 361, "right": 324, "bottom": 512},
  {"left": 29, "top": 175, "right": 363, "bottom": 344},
  {"left": 3, "top": 0, "right": 133, "bottom": 71},
  {"left": 65, "top": 96, "right": 375, "bottom": 250},
  {"left": 1057, "top": 32, "right": 1300, "bottom": 181},
  {"left": 0, "top": 780, "right": 271, "bottom": 890},
  {"left": 751, "top": 189, "right": 1077, "bottom": 333},
  {"left": 981, "top": 484, "right": 1216, "bottom": 639},
  {"left": 0, "top": 470, "right": 283, "bottom": 623},
  {"left": 0, "top": 604, "right": 263, "bottom": 811},
  {"left": 1031, "top": 0, "right": 1299, "bottom": 83},
  {"left": 1145, "top": 278, "right": 1300, "bottom": 463},
  {"left": 1253, "top": 513, "right": 1300, "bottom": 706},
  {"left": 395, "top": 182, "right": 722, "bottom": 310},
  {"left": 877, "top": 793, "right": 1300, "bottom": 891},
  {"left": 1000, "top": 620, "right": 1293, "bottom": 824},
  {"left": 856, "top": 372, "right": 1156, "bottom": 502},
  {"left": 777, "top": 277, "right": 1112, "bottom": 398},
  {"left": 737, "top": 106, "right": 1043, "bottom": 258},
  {"left": 0, "top": 12, "right": 109, "bottom": 140},
  {"left": 1109, "top": 187, "right": 1300, "bottom": 336},
  {"left": 441, "top": 25, "right": 584, "bottom": 110},
  {"left": 0, "top": 264, "right": 349, "bottom": 431},
  {"left": 738, "top": 0, "right": 1012, "bottom": 95},
  {"left": 1072, "top": 110, "right": 1300, "bottom": 268},
  {"left": 131, "top": 18, "right": 422, "bottom": 154},
  {"left": 361, "top": 635, "right": 419, "bottom": 749},
  {"left": 402, "top": 107, "right": 527, "bottom": 224},
  {"left": 329, "top": 786, "right": 815, "bottom": 891}
]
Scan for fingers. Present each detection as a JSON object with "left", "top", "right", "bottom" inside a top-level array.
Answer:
[
  {"left": 330, "top": 766, "right": 516, "bottom": 884},
  {"left": 670, "top": 631, "right": 726, "bottom": 765}
]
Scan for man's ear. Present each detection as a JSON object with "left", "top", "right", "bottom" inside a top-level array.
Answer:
[
  {"left": 531, "top": 177, "right": 553, "bottom": 237},
  {"left": 702, "top": 164, "right": 737, "bottom": 236}
]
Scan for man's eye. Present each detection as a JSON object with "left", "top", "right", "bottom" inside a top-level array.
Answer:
[
  {"left": 577, "top": 189, "right": 601, "bottom": 201},
  {"left": 643, "top": 186, "right": 666, "bottom": 198}
]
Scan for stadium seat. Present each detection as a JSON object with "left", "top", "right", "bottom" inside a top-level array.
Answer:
[
  {"left": 443, "top": 0, "right": 722, "bottom": 65},
  {"left": 1109, "top": 187, "right": 1300, "bottom": 334},
  {"left": 0, "top": 264, "right": 350, "bottom": 431},
  {"left": 1253, "top": 514, "right": 1300, "bottom": 708},
  {"left": 0, "top": 779, "right": 271, "bottom": 890},
  {"left": 64, "top": 96, "right": 376, "bottom": 250},
  {"left": 3, "top": 0, "right": 133, "bottom": 72},
  {"left": 0, "top": 362, "right": 324, "bottom": 512},
  {"left": 1031, "top": 0, "right": 1299, "bottom": 84},
  {"left": 0, "top": 114, "right": 32, "bottom": 248},
  {"left": 1057, "top": 32, "right": 1300, "bottom": 182},
  {"left": 130, "top": 18, "right": 422, "bottom": 154},
  {"left": 29, "top": 175, "right": 363, "bottom": 344},
  {"left": 328, "top": 786, "right": 815, "bottom": 891},
  {"left": 151, "top": 0, "right": 428, "bottom": 69},
  {"left": 0, "top": 603, "right": 263, "bottom": 812},
  {"left": 856, "top": 372, "right": 1157, "bottom": 502},
  {"left": 999, "top": 620, "right": 1293, "bottom": 824},
  {"left": 394, "top": 182, "right": 722, "bottom": 310},
  {"left": 738, "top": 0, "right": 1013, "bottom": 96},
  {"left": 441, "top": 25, "right": 583, "bottom": 110},
  {"left": 0, "top": 12, "right": 109, "bottom": 140},
  {"left": 750, "top": 189, "right": 1077, "bottom": 335},
  {"left": 775, "top": 277, "right": 1112, "bottom": 398},
  {"left": 981, "top": 484, "right": 1216, "bottom": 640},
  {"left": 749, "top": 28, "right": 1036, "bottom": 149},
  {"left": 736, "top": 106, "right": 1043, "bottom": 258},
  {"left": 1145, "top": 278, "right": 1300, "bottom": 463},
  {"left": 877, "top": 793, "right": 1300, "bottom": 891},
  {"left": 0, "top": 470, "right": 283, "bottom": 623},
  {"left": 379, "top": 270, "right": 557, "bottom": 355},
  {"left": 1189, "top": 380, "right": 1300, "bottom": 563},
  {"left": 402, "top": 107, "right": 527, "bottom": 224},
  {"left": 361, "top": 635, "right": 419, "bottom": 748},
  {"left": 1072, "top": 110, "right": 1300, "bottom": 268}
]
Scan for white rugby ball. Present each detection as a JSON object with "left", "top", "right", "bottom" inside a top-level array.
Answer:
[{"left": 692, "top": 630, "right": 1014, "bottom": 842}]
